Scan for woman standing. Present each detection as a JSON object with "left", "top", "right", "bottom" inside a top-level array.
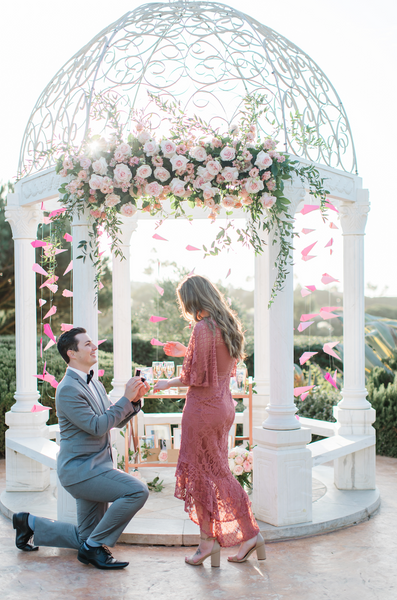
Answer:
[{"left": 153, "top": 275, "right": 265, "bottom": 566}]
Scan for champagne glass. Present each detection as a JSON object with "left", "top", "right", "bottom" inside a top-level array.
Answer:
[
  {"left": 164, "top": 361, "right": 175, "bottom": 393},
  {"left": 152, "top": 361, "right": 163, "bottom": 381}
]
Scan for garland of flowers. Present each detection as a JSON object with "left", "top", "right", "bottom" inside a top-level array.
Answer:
[{"left": 54, "top": 93, "right": 329, "bottom": 304}]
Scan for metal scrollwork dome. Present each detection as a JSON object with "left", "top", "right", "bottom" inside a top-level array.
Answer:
[{"left": 19, "top": 0, "right": 357, "bottom": 177}]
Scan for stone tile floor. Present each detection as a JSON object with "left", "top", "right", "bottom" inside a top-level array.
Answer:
[{"left": 0, "top": 456, "right": 396, "bottom": 600}]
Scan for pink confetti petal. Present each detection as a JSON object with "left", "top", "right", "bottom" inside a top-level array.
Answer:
[
  {"left": 323, "top": 341, "right": 340, "bottom": 359},
  {"left": 325, "top": 238, "right": 333, "bottom": 248},
  {"left": 306, "top": 285, "right": 316, "bottom": 291},
  {"left": 300, "top": 391, "right": 310, "bottom": 401},
  {"left": 62, "top": 289, "right": 73, "bottom": 297},
  {"left": 98, "top": 369, "right": 105, "bottom": 377},
  {"left": 47, "top": 284, "right": 58, "bottom": 294},
  {"left": 301, "top": 228, "right": 315, "bottom": 235},
  {"left": 151, "top": 338, "right": 165, "bottom": 346},
  {"left": 302, "top": 254, "right": 316, "bottom": 262},
  {"left": 188, "top": 268, "right": 195, "bottom": 276},
  {"left": 98, "top": 251, "right": 105, "bottom": 258},
  {"left": 329, "top": 222, "right": 339, "bottom": 230},
  {"left": 325, "top": 371, "right": 338, "bottom": 389},
  {"left": 299, "top": 351, "right": 318, "bottom": 365},
  {"left": 155, "top": 283, "right": 164, "bottom": 296},
  {"left": 325, "top": 201, "right": 339, "bottom": 213},
  {"left": 301, "top": 242, "right": 317, "bottom": 257},
  {"left": 300, "top": 313, "right": 319, "bottom": 322},
  {"left": 40, "top": 202, "right": 45, "bottom": 211},
  {"left": 63, "top": 260, "right": 73, "bottom": 276},
  {"left": 98, "top": 339, "right": 107, "bottom": 346},
  {"left": 64, "top": 233, "right": 73, "bottom": 242},
  {"left": 31, "top": 404, "right": 52, "bottom": 412},
  {"left": 43, "top": 339, "right": 56, "bottom": 351},
  {"left": 99, "top": 281, "right": 104, "bottom": 290},
  {"left": 186, "top": 245, "right": 200, "bottom": 251},
  {"left": 226, "top": 268, "right": 231, "bottom": 278},
  {"left": 321, "top": 273, "right": 339, "bottom": 285},
  {"left": 42, "top": 216, "right": 52, "bottom": 225},
  {"left": 301, "top": 289, "right": 311, "bottom": 298},
  {"left": 48, "top": 207, "right": 66, "bottom": 218},
  {"left": 40, "top": 337, "right": 43, "bottom": 358},
  {"left": 297, "top": 321, "right": 314, "bottom": 332},
  {"left": 31, "top": 240, "right": 47, "bottom": 248},
  {"left": 149, "top": 316, "right": 168, "bottom": 323},
  {"left": 152, "top": 233, "right": 168, "bottom": 241},
  {"left": 32, "top": 263, "right": 49, "bottom": 277},
  {"left": 320, "top": 310, "right": 339, "bottom": 320},
  {"left": 300, "top": 204, "right": 320, "bottom": 215},
  {"left": 61, "top": 323, "right": 73, "bottom": 332},
  {"left": 43, "top": 323, "right": 56, "bottom": 342},
  {"left": 39, "top": 299, "right": 47, "bottom": 307},
  {"left": 43, "top": 306, "right": 57, "bottom": 320},
  {"left": 293, "top": 385, "right": 315, "bottom": 397},
  {"left": 54, "top": 248, "right": 68, "bottom": 255}
]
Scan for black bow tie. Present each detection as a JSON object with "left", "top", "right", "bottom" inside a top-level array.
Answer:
[{"left": 87, "top": 370, "right": 94, "bottom": 384}]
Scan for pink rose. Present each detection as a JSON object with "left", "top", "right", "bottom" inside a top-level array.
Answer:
[
  {"left": 129, "top": 156, "right": 140, "bottom": 166},
  {"left": 92, "top": 157, "right": 108, "bottom": 176},
  {"left": 222, "top": 166, "right": 238, "bottom": 182},
  {"left": 263, "top": 138, "right": 277, "bottom": 150},
  {"left": 154, "top": 167, "right": 171, "bottom": 182},
  {"left": 170, "top": 154, "right": 189, "bottom": 171},
  {"left": 88, "top": 195, "right": 96, "bottom": 203},
  {"left": 138, "top": 130, "right": 151, "bottom": 144},
  {"left": 114, "top": 163, "right": 132, "bottom": 186},
  {"left": 249, "top": 167, "right": 259, "bottom": 178},
  {"left": 161, "top": 139, "right": 177, "bottom": 158},
  {"left": 228, "top": 450, "right": 237, "bottom": 459},
  {"left": 79, "top": 156, "right": 91, "bottom": 170},
  {"left": 114, "top": 150, "right": 126, "bottom": 163},
  {"left": 255, "top": 150, "right": 273, "bottom": 170},
  {"left": 242, "top": 150, "right": 253, "bottom": 161},
  {"left": 116, "top": 142, "right": 131, "bottom": 157},
  {"left": 220, "top": 146, "right": 236, "bottom": 162},
  {"left": 245, "top": 178, "right": 264, "bottom": 194},
  {"left": 63, "top": 157, "right": 73, "bottom": 170},
  {"left": 176, "top": 144, "right": 187, "bottom": 154},
  {"left": 206, "top": 160, "right": 221, "bottom": 176},
  {"left": 203, "top": 188, "right": 216, "bottom": 200},
  {"left": 242, "top": 195, "right": 253, "bottom": 205},
  {"left": 248, "top": 452, "right": 253, "bottom": 463},
  {"left": 261, "top": 193, "right": 276, "bottom": 208},
  {"left": 222, "top": 195, "right": 235, "bottom": 209},
  {"left": 277, "top": 155, "right": 286, "bottom": 163},
  {"left": 158, "top": 450, "right": 168, "bottom": 462},
  {"left": 170, "top": 178, "right": 186, "bottom": 197},
  {"left": 144, "top": 140, "right": 160, "bottom": 156},
  {"left": 266, "top": 179, "right": 276, "bottom": 191},
  {"left": 59, "top": 168, "right": 68, "bottom": 177},
  {"left": 120, "top": 203, "right": 137, "bottom": 217},
  {"left": 234, "top": 455, "right": 244, "bottom": 465},
  {"left": 145, "top": 181, "right": 163, "bottom": 197},
  {"left": 136, "top": 164, "right": 152, "bottom": 179},
  {"left": 78, "top": 170, "right": 88, "bottom": 180},
  {"left": 197, "top": 166, "right": 213, "bottom": 182},
  {"left": 88, "top": 174, "right": 104, "bottom": 190},
  {"left": 90, "top": 209, "right": 102, "bottom": 219},
  {"left": 262, "top": 171, "right": 271, "bottom": 181},
  {"left": 204, "top": 198, "right": 215, "bottom": 208},
  {"left": 243, "top": 460, "right": 252, "bottom": 473},
  {"left": 104, "top": 193, "right": 121, "bottom": 207},
  {"left": 66, "top": 179, "right": 79, "bottom": 194},
  {"left": 246, "top": 132, "right": 255, "bottom": 142},
  {"left": 152, "top": 155, "right": 163, "bottom": 167},
  {"left": 136, "top": 123, "right": 144, "bottom": 133},
  {"left": 189, "top": 146, "right": 207, "bottom": 162},
  {"left": 211, "top": 137, "right": 222, "bottom": 149},
  {"left": 233, "top": 464, "right": 244, "bottom": 476}
]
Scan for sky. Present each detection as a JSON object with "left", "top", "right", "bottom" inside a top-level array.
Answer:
[{"left": 0, "top": 0, "right": 395, "bottom": 296}]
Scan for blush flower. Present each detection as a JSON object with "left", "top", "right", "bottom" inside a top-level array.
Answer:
[
  {"left": 206, "top": 160, "right": 222, "bottom": 176},
  {"left": 222, "top": 195, "right": 235, "bottom": 209},
  {"left": 261, "top": 193, "right": 277, "bottom": 208},
  {"left": 189, "top": 146, "right": 207, "bottom": 162},
  {"left": 120, "top": 202, "right": 137, "bottom": 217},
  {"left": 222, "top": 166, "right": 239, "bottom": 182},
  {"left": 114, "top": 163, "right": 132, "bottom": 185},
  {"left": 233, "top": 464, "right": 244, "bottom": 476},
  {"left": 136, "top": 164, "right": 152, "bottom": 179},
  {"left": 138, "top": 130, "right": 151, "bottom": 144},
  {"left": 145, "top": 181, "right": 163, "bottom": 197},
  {"left": 154, "top": 167, "right": 171, "bottom": 182},
  {"left": 144, "top": 140, "right": 160, "bottom": 156},
  {"left": 104, "top": 193, "right": 121, "bottom": 207},
  {"left": 79, "top": 156, "right": 91, "bottom": 170},
  {"left": 220, "top": 146, "right": 236, "bottom": 162},
  {"left": 116, "top": 142, "right": 132, "bottom": 157},
  {"left": 170, "top": 154, "right": 189, "bottom": 171},
  {"left": 255, "top": 150, "right": 273, "bottom": 170},
  {"left": 161, "top": 139, "right": 177, "bottom": 158},
  {"left": 245, "top": 178, "right": 264, "bottom": 194},
  {"left": 170, "top": 178, "right": 186, "bottom": 196},
  {"left": 92, "top": 157, "right": 108, "bottom": 176},
  {"left": 88, "top": 174, "right": 104, "bottom": 190}
]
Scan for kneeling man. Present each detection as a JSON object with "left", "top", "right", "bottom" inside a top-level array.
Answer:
[{"left": 13, "top": 327, "right": 150, "bottom": 569}]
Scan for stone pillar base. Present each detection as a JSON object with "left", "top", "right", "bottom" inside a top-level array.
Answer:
[
  {"left": 252, "top": 392, "right": 269, "bottom": 429},
  {"left": 253, "top": 426, "right": 312, "bottom": 526},
  {"left": 5, "top": 411, "right": 50, "bottom": 492}
]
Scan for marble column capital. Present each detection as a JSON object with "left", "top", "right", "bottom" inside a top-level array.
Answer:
[
  {"left": 5, "top": 203, "right": 42, "bottom": 239},
  {"left": 340, "top": 192, "right": 370, "bottom": 236}
]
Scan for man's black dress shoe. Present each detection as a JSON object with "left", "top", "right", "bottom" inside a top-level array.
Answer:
[
  {"left": 77, "top": 543, "right": 129, "bottom": 570},
  {"left": 12, "top": 512, "right": 38, "bottom": 551}
]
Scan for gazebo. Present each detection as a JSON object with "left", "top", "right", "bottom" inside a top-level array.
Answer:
[{"left": 4, "top": 0, "right": 377, "bottom": 530}]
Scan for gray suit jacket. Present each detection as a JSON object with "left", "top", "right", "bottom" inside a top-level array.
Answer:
[{"left": 55, "top": 369, "right": 140, "bottom": 487}]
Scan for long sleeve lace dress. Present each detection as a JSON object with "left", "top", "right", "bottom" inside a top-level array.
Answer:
[{"left": 175, "top": 319, "right": 259, "bottom": 547}]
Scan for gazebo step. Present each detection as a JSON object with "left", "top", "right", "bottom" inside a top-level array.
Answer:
[
  {"left": 309, "top": 434, "right": 375, "bottom": 467},
  {"left": 6, "top": 437, "right": 58, "bottom": 469}
]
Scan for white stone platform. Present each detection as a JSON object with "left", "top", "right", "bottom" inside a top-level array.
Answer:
[{"left": 0, "top": 464, "right": 380, "bottom": 545}]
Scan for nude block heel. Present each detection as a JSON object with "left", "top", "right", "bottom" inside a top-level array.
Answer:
[
  {"left": 256, "top": 540, "right": 266, "bottom": 560},
  {"left": 211, "top": 547, "right": 221, "bottom": 567}
]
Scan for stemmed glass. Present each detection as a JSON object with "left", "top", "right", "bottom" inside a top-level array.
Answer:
[
  {"left": 152, "top": 361, "right": 163, "bottom": 381},
  {"left": 164, "top": 361, "right": 175, "bottom": 379}
]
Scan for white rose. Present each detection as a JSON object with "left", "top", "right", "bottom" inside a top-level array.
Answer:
[
  {"left": 116, "top": 142, "right": 132, "bottom": 157},
  {"left": 206, "top": 160, "right": 221, "bottom": 176},
  {"left": 189, "top": 146, "right": 207, "bottom": 162},
  {"left": 136, "top": 164, "right": 152, "bottom": 179},
  {"left": 197, "top": 166, "right": 213, "bottom": 181},
  {"left": 138, "top": 131, "right": 151, "bottom": 144},
  {"left": 88, "top": 174, "right": 104, "bottom": 190},
  {"left": 261, "top": 193, "right": 277, "bottom": 208},
  {"left": 245, "top": 178, "right": 264, "bottom": 194},
  {"left": 114, "top": 163, "right": 132, "bottom": 185},
  {"left": 154, "top": 167, "right": 171, "bottom": 182},
  {"left": 120, "top": 202, "right": 137, "bottom": 217},
  {"left": 145, "top": 181, "right": 163, "bottom": 197},
  {"left": 220, "top": 146, "right": 236, "bottom": 162},
  {"left": 144, "top": 140, "right": 160, "bottom": 156},
  {"left": 170, "top": 177, "right": 186, "bottom": 197},
  {"left": 161, "top": 139, "right": 177, "bottom": 158},
  {"left": 104, "top": 193, "right": 121, "bottom": 207},
  {"left": 222, "top": 166, "right": 238, "bottom": 181},
  {"left": 255, "top": 150, "right": 273, "bottom": 170},
  {"left": 170, "top": 154, "right": 189, "bottom": 171},
  {"left": 233, "top": 464, "right": 244, "bottom": 476},
  {"left": 92, "top": 156, "right": 108, "bottom": 176},
  {"left": 79, "top": 156, "right": 91, "bottom": 170}
]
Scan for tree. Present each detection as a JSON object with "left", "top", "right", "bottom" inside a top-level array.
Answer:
[{"left": 0, "top": 182, "right": 15, "bottom": 334}]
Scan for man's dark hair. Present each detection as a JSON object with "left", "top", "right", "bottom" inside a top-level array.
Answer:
[{"left": 57, "top": 327, "right": 87, "bottom": 364}]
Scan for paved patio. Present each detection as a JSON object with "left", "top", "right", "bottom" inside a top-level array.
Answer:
[{"left": 0, "top": 456, "right": 396, "bottom": 600}]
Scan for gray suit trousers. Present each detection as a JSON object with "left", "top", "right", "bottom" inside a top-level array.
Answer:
[{"left": 33, "top": 469, "right": 149, "bottom": 549}]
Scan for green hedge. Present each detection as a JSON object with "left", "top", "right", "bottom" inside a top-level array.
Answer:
[{"left": 366, "top": 365, "right": 397, "bottom": 457}]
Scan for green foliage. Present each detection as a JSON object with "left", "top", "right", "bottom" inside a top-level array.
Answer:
[
  {"left": 147, "top": 476, "right": 164, "bottom": 492},
  {"left": 367, "top": 361, "right": 397, "bottom": 457},
  {"left": 296, "top": 363, "right": 341, "bottom": 422},
  {"left": 0, "top": 182, "right": 15, "bottom": 334}
]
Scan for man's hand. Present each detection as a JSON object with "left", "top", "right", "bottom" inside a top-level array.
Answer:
[
  {"left": 124, "top": 377, "right": 150, "bottom": 403},
  {"left": 163, "top": 341, "right": 187, "bottom": 357}
]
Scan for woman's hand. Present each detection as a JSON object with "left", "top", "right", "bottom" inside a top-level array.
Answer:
[
  {"left": 164, "top": 341, "right": 187, "bottom": 357},
  {"left": 153, "top": 379, "right": 170, "bottom": 393}
]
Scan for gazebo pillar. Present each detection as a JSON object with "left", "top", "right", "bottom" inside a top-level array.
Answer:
[
  {"left": 72, "top": 209, "right": 99, "bottom": 371},
  {"left": 109, "top": 215, "right": 138, "bottom": 402},
  {"left": 5, "top": 198, "right": 50, "bottom": 491},
  {"left": 253, "top": 244, "right": 270, "bottom": 426},
  {"left": 334, "top": 190, "right": 376, "bottom": 489}
]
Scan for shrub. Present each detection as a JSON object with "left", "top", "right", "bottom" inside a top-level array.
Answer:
[
  {"left": 367, "top": 365, "right": 397, "bottom": 457},
  {"left": 296, "top": 363, "right": 341, "bottom": 423}
]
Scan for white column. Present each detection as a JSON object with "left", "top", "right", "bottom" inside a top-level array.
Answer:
[
  {"left": 72, "top": 208, "right": 98, "bottom": 373},
  {"left": 253, "top": 180, "right": 312, "bottom": 526},
  {"left": 5, "top": 198, "right": 50, "bottom": 491},
  {"left": 253, "top": 244, "right": 270, "bottom": 427},
  {"left": 334, "top": 190, "right": 376, "bottom": 489},
  {"left": 109, "top": 215, "right": 138, "bottom": 402}
]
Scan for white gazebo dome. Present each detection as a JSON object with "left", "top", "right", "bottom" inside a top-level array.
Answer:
[{"left": 19, "top": 0, "right": 356, "bottom": 178}]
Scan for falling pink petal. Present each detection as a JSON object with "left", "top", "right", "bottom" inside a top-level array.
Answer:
[
  {"left": 301, "top": 289, "right": 311, "bottom": 298},
  {"left": 323, "top": 341, "right": 340, "bottom": 359},
  {"left": 39, "top": 299, "right": 47, "bottom": 307},
  {"left": 98, "top": 369, "right": 105, "bottom": 377},
  {"left": 300, "top": 205, "right": 320, "bottom": 215},
  {"left": 99, "top": 281, "right": 104, "bottom": 290},
  {"left": 321, "top": 273, "right": 339, "bottom": 285},
  {"left": 149, "top": 316, "right": 168, "bottom": 323},
  {"left": 31, "top": 240, "right": 47, "bottom": 248},
  {"left": 40, "top": 202, "right": 45, "bottom": 210},
  {"left": 32, "top": 263, "right": 49, "bottom": 277},
  {"left": 186, "top": 245, "right": 200, "bottom": 251},
  {"left": 226, "top": 268, "right": 231, "bottom": 278},
  {"left": 155, "top": 283, "right": 164, "bottom": 296},
  {"left": 301, "top": 228, "right": 315, "bottom": 235},
  {"left": 227, "top": 297, "right": 232, "bottom": 306},
  {"left": 43, "top": 306, "right": 57, "bottom": 320},
  {"left": 301, "top": 242, "right": 317, "bottom": 257},
  {"left": 325, "top": 371, "right": 338, "bottom": 389},
  {"left": 61, "top": 323, "right": 73, "bottom": 332},
  {"left": 44, "top": 339, "right": 56, "bottom": 351},
  {"left": 42, "top": 216, "right": 52, "bottom": 225},
  {"left": 62, "top": 289, "right": 73, "bottom": 298},
  {"left": 188, "top": 268, "right": 195, "bottom": 276},
  {"left": 325, "top": 238, "right": 333, "bottom": 248},
  {"left": 31, "top": 404, "right": 52, "bottom": 412},
  {"left": 306, "top": 285, "right": 316, "bottom": 291},
  {"left": 99, "top": 251, "right": 105, "bottom": 258},
  {"left": 48, "top": 207, "right": 66, "bottom": 218},
  {"left": 97, "top": 339, "right": 107, "bottom": 346},
  {"left": 43, "top": 323, "right": 56, "bottom": 342},
  {"left": 298, "top": 321, "right": 314, "bottom": 332},
  {"left": 98, "top": 310, "right": 102, "bottom": 314},
  {"left": 300, "top": 391, "right": 310, "bottom": 401},
  {"left": 329, "top": 222, "right": 339, "bottom": 230},
  {"left": 302, "top": 254, "right": 316, "bottom": 262},
  {"left": 45, "top": 275, "right": 59, "bottom": 284},
  {"left": 151, "top": 338, "right": 165, "bottom": 346},
  {"left": 47, "top": 284, "right": 58, "bottom": 294},
  {"left": 152, "top": 233, "right": 168, "bottom": 241},
  {"left": 320, "top": 310, "right": 339, "bottom": 320},
  {"left": 321, "top": 306, "right": 341, "bottom": 312},
  {"left": 330, "top": 249, "right": 333, "bottom": 255},
  {"left": 300, "top": 351, "right": 318, "bottom": 365},
  {"left": 40, "top": 337, "right": 43, "bottom": 358},
  {"left": 64, "top": 233, "right": 73, "bottom": 242},
  {"left": 63, "top": 260, "right": 73, "bottom": 276},
  {"left": 300, "top": 313, "right": 319, "bottom": 322},
  {"left": 324, "top": 201, "right": 339, "bottom": 213},
  {"left": 54, "top": 248, "right": 68, "bottom": 255},
  {"left": 293, "top": 385, "right": 315, "bottom": 397}
]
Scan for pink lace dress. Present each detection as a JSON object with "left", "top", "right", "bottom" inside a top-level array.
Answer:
[{"left": 175, "top": 319, "right": 259, "bottom": 547}]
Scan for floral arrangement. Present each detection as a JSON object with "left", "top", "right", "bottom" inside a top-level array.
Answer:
[
  {"left": 228, "top": 445, "right": 253, "bottom": 491},
  {"left": 54, "top": 93, "right": 328, "bottom": 302}
]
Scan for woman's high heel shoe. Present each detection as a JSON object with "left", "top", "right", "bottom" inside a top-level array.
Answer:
[
  {"left": 185, "top": 534, "right": 221, "bottom": 567},
  {"left": 227, "top": 533, "right": 266, "bottom": 563}
]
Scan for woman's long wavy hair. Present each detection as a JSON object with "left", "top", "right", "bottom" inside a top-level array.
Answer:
[{"left": 176, "top": 275, "right": 245, "bottom": 360}]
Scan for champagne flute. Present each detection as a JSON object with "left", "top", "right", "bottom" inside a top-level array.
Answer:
[
  {"left": 165, "top": 361, "right": 175, "bottom": 393},
  {"left": 152, "top": 361, "right": 163, "bottom": 381}
]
